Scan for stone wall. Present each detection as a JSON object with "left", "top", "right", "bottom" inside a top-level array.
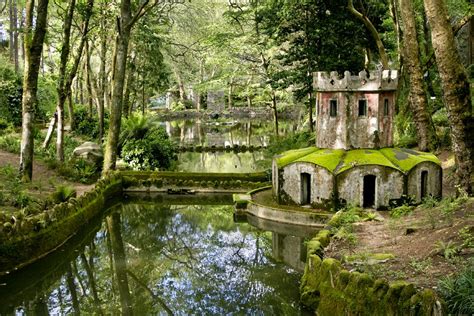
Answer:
[
  {"left": 280, "top": 162, "right": 334, "bottom": 207},
  {"left": 407, "top": 162, "right": 443, "bottom": 203},
  {"left": 337, "top": 165, "right": 404, "bottom": 209}
]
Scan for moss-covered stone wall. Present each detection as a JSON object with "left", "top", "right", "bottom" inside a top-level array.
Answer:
[
  {"left": 301, "top": 230, "right": 445, "bottom": 315},
  {"left": 122, "top": 171, "right": 270, "bottom": 192}
]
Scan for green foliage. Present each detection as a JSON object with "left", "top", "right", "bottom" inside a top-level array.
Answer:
[
  {"left": 390, "top": 205, "right": 414, "bottom": 218},
  {"left": 408, "top": 257, "right": 432, "bottom": 273},
  {"left": 459, "top": 226, "right": 474, "bottom": 249},
  {"left": 55, "top": 159, "right": 98, "bottom": 184},
  {"left": 120, "top": 115, "right": 177, "bottom": 170},
  {"left": 0, "top": 58, "right": 22, "bottom": 126},
  {"left": 267, "top": 131, "right": 314, "bottom": 157},
  {"left": 74, "top": 105, "right": 109, "bottom": 140},
  {"left": 438, "top": 263, "right": 474, "bottom": 315},
  {"left": 433, "top": 240, "right": 459, "bottom": 259},
  {"left": 51, "top": 185, "right": 77, "bottom": 203},
  {"left": 0, "top": 134, "right": 21, "bottom": 154}
]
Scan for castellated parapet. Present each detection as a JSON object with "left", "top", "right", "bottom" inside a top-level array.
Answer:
[
  {"left": 314, "top": 70, "right": 398, "bottom": 150},
  {"left": 313, "top": 70, "right": 398, "bottom": 92}
]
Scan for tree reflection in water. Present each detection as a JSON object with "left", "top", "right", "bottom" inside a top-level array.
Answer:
[{"left": 0, "top": 203, "right": 311, "bottom": 315}]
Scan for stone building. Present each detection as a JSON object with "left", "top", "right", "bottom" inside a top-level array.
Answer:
[{"left": 272, "top": 70, "right": 442, "bottom": 209}]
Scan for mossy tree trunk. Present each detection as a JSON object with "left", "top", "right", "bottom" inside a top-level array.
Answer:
[
  {"left": 19, "top": 0, "right": 49, "bottom": 182},
  {"left": 399, "top": 0, "right": 437, "bottom": 152},
  {"left": 423, "top": 0, "right": 474, "bottom": 194}
]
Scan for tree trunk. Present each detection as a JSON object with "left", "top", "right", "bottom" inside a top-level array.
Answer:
[
  {"left": 228, "top": 77, "right": 234, "bottom": 109},
  {"left": 19, "top": 0, "right": 49, "bottom": 182},
  {"left": 13, "top": 0, "right": 18, "bottom": 72},
  {"left": 399, "top": 0, "right": 437, "bottom": 152},
  {"left": 98, "top": 9, "right": 108, "bottom": 143},
  {"left": 348, "top": 0, "right": 389, "bottom": 69},
  {"left": 85, "top": 41, "right": 94, "bottom": 116},
  {"left": 423, "top": 0, "right": 474, "bottom": 194},
  {"left": 271, "top": 89, "right": 279, "bottom": 137},
  {"left": 106, "top": 212, "right": 133, "bottom": 316},
  {"left": 103, "top": 0, "right": 133, "bottom": 173},
  {"left": 56, "top": 0, "right": 76, "bottom": 162}
]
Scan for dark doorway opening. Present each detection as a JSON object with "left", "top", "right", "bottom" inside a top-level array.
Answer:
[
  {"left": 421, "top": 171, "right": 428, "bottom": 199},
  {"left": 301, "top": 173, "right": 311, "bottom": 205},
  {"left": 363, "top": 175, "right": 376, "bottom": 208}
]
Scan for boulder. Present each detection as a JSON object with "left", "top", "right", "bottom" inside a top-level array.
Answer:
[{"left": 73, "top": 142, "right": 103, "bottom": 164}]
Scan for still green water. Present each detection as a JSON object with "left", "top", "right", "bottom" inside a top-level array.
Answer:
[{"left": 0, "top": 195, "right": 314, "bottom": 315}]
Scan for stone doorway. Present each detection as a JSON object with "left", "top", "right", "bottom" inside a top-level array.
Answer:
[
  {"left": 301, "top": 173, "right": 311, "bottom": 205},
  {"left": 363, "top": 175, "right": 376, "bottom": 208},
  {"left": 421, "top": 170, "right": 428, "bottom": 200}
]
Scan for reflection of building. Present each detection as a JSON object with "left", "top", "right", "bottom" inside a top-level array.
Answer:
[
  {"left": 247, "top": 215, "right": 316, "bottom": 272},
  {"left": 272, "top": 70, "right": 442, "bottom": 209}
]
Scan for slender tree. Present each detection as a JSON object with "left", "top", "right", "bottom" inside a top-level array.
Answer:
[
  {"left": 399, "top": 0, "right": 437, "bottom": 151},
  {"left": 19, "top": 0, "right": 49, "bottom": 182},
  {"left": 103, "top": 0, "right": 163, "bottom": 172},
  {"left": 423, "top": 0, "right": 474, "bottom": 194}
]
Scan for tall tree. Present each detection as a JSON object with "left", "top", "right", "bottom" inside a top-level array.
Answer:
[
  {"left": 19, "top": 0, "right": 49, "bottom": 182},
  {"left": 423, "top": 0, "right": 474, "bottom": 194},
  {"left": 103, "top": 0, "right": 161, "bottom": 172},
  {"left": 398, "top": 0, "right": 437, "bottom": 151}
]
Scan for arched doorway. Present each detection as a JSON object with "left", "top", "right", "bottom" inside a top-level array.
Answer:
[
  {"left": 420, "top": 170, "right": 428, "bottom": 200},
  {"left": 363, "top": 175, "right": 376, "bottom": 208},
  {"left": 301, "top": 173, "right": 311, "bottom": 205}
]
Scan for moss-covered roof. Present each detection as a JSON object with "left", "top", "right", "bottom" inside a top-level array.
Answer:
[
  {"left": 336, "top": 149, "right": 399, "bottom": 174},
  {"left": 276, "top": 147, "right": 441, "bottom": 175},
  {"left": 379, "top": 148, "right": 441, "bottom": 172},
  {"left": 294, "top": 149, "right": 346, "bottom": 172}
]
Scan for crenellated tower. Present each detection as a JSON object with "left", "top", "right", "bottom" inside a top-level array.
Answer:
[{"left": 313, "top": 70, "right": 398, "bottom": 149}]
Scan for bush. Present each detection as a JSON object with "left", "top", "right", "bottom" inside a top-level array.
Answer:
[
  {"left": 51, "top": 185, "right": 77, "bottom": 203},
  {"left": 438, "top": 263, "right": 474, "bottom": 315},
  {"left": 120, "top": 115, "right": 177, "bottom": 170},
  {"left": 74, "top": 105, "right": 109, "bottom": 140},
  {"left": 0, "top": 60, "right": 22, "bottom": 126}
]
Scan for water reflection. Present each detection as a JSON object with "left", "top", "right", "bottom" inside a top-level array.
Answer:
[{"left": 0, "top": 200, "right": 312, "bottom": 315}]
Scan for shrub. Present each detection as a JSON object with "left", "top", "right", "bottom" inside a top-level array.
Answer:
[
  {"left": 390, "top": 205, "right": 414, "bottom": 218},
  {"left": 74, "top": 105, "right": 109, "bottom": 140},
  {"left": 438, "top": 263, "right": 474, "bottom": 315},
  {"left": 51, "top": 185, "right": 77, "bottom": 203},
  {"left": 120, "top": 115, "right": 177, "bottom": 170},
  {"left": 0, "top": 60, "right": 22, "bottom": 126}
]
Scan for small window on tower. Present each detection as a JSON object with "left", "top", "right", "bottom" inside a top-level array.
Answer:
[
  {"left": 384, "top": 99, "right": 389, "bottom": 116},
  {"left": 329, "top": 100, "right": 338, "bottom": 117},
  {"left": 358, "top": 99, "right": 367, "bottom": 116}
]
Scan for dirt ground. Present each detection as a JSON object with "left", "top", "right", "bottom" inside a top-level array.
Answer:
[{"left": 0, "top": 150, "right": 94, "bottom": 198}]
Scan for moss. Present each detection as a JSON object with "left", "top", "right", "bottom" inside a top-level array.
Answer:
[
  {"left": 294, "top": 149, "right": 346, "bottom": 172},
  {"left": 336, "top": 149, "right": 399, "bottom": 174},
  {"left": 275, "top": 147, "right": 319, "bottom": 168},
  {"left": 380, "top": 148, "right": 441, "bottom": 172},
  {"left": 316, "top": 229, "right": 331, "bottom": 247}
]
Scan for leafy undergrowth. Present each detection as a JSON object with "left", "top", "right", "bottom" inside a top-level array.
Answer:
[{"left": 325, "top": 194, "right": 474, "bottom": 314}]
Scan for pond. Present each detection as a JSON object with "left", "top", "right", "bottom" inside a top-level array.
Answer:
[
  {"left": 163, "top": 119, "right": 299, "bottom": 173},
  {"left": 0, "top": 195, "right": 315, "bottom": 315}
]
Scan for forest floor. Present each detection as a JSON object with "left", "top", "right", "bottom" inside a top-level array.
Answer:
[
  {"left": 0, "top": 149, "right": 94, "bottom": 213},
  {"left": 325, "top": 150, "right": 474, "bottom": 290}
]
